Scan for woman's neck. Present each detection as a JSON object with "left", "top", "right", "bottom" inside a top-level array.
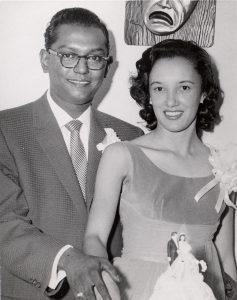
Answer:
[{"left": 151, "top": 126, "right": 203, "bottom": 157}]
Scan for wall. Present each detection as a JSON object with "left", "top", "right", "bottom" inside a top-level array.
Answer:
[{"left": 0, "top": 0, "right": 237, "bottom": 254}]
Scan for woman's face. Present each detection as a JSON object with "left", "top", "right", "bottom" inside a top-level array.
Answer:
[
  {"left": 142, "top": 0, "right": 198, "bottom": 35},
  {"left": 149, "top": 56, "right": 205, "bottom": 134}
]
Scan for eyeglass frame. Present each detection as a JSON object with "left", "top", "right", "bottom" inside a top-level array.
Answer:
[{"left": 48, "top": 49, "right": 113, "bottom": 70}]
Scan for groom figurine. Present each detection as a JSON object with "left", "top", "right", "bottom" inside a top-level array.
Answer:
[
  {"left": 167, "top": 232, "right": 179, "bottom": 265},
  {"left": 0, "top": 7, "right": 143, "bottom": 300}
]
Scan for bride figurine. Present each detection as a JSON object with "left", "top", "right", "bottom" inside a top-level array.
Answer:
[{"left": 149, "top": 234, "right": 216, "bottom": 300}]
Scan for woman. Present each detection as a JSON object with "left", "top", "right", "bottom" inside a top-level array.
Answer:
[{"left": 84, "top": 39, "right": 237, "bottom": 299}]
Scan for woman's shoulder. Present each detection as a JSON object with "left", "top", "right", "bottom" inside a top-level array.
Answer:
[
  {"left": 101, "top": 139, "right": 151, "bottom": 170},
  {"left": 101, "top": 134, "right": 150, "bottom": 153},
  {"left": 101, "top": 141, "right": 129, "bottom": 157},
  {"left": 100, "top": 141, "right": 139, "bottom": 166}
]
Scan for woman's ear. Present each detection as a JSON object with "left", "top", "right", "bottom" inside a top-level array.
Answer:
[
  {"left": 200, "top": 92, "right": 206, "bottom": 104},
  {"left": 40, "top": 49, "right": 49, "bottom": 73}
]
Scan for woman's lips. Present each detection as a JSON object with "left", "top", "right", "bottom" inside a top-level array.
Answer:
[{"left": 164, "top": 110, "right": 183, "bottom": 119}]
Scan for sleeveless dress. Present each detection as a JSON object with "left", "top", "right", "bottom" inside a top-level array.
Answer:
[{"left": 112, "top": 142, "right": 226, "bottom": 300}]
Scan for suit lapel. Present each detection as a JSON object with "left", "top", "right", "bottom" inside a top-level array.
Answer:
[
  {"left": 33, "top": 96, "right": 86, "bottom": 212},
  {"left": 86, "top": 108, "right": 106, "bottom": 210}
]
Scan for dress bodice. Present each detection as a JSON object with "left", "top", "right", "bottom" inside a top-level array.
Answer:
[
  {"left": 113, "top": 142, "right": 231, "bottom": 300},
  {"left": 119, "top": 141, "right": 222, "bottom": 262}
]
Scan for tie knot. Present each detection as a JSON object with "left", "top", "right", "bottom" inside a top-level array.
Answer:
[{"left": 65, "top": 119, "right": 82, "bottom": 133}]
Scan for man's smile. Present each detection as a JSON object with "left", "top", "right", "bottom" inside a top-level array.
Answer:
[{"left": 67, "top": 79, "right": 91, "bottom": 86}]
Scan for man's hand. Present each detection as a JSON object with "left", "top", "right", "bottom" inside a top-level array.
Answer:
[{"left": 58, "top": 247, "right": 120, "bottom": 299}]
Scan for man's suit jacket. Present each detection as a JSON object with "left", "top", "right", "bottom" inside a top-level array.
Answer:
[
  {"left": 167, "top": 239, "right": 178, "bottom": 265},
  {"left": 0, "top": 94, "right": 143, "bottom": 300}
]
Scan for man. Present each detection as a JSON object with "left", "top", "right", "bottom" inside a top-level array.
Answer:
[
  {"left": 0, "top": 7, "right": 143, "bottom": 300},
  {"left": 167, "top": 232, "right": 178, "bottom": 265}
]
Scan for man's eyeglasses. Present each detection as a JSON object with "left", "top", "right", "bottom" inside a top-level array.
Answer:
[{"left": 48, "top": 49, "right": 112, "bottom": 70}]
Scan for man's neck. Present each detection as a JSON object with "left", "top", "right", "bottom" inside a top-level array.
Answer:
[
  {"left": 51, "top": 97, "right": 91, "bottom": 119},
  {"left": 61, "top": 103, "right": 91, "bottom": 119}
]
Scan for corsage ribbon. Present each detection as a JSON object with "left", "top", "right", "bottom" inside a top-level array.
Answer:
[{"left": 194, "top": 179, "right": 237, "bottom": 213}]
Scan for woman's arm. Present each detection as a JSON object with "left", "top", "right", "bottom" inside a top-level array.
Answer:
[
  {"left": 215, "top": 200, "right": 237, "bottom": 281},
  {"left": 83, "top": 142, "right": 129, "bottom": 258}
]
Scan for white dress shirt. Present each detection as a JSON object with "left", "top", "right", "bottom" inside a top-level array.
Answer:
[
  {"left": 47, "top": 90, "right": 91, "bottom": 289},
  {"left": 47, "top": 90, "right": 90, "bottom": 158}
]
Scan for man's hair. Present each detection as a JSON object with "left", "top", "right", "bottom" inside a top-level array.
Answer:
[{"left": 44, "top": 7, "right": 110, "bottom": 53}]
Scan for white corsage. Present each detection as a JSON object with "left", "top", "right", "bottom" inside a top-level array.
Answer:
[
  {"left": 194, "top": 144, "right": 237, "bottom": 212},
  {"left": 96, "top": 128, "right": 121, "bottom": 152}
]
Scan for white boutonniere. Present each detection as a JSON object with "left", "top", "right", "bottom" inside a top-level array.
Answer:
[
  {"left": 195, "top": 143, "right": 237, "bottom": 212},
  {"left": 96, "top": 128, "right": 121, "bottom": 152}
]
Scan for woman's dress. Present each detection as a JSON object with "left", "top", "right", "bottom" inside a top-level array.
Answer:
[{"left": 112, "top": 142, "right": 226, "bottom": 300}]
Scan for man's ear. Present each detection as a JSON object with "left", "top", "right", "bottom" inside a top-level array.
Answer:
[
  {"left": 104, "top": 56, "right": 113, "bottom": 78},
  {"left": 40, "top": 49, "right": 49, "bottom": 73},
  {"left": 104, "top": 63, "right": 110, "bottom": 78}
]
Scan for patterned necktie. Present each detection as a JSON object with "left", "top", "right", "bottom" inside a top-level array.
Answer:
[{"left": 65, "top": 120, "right": 87, "bottom": 200}]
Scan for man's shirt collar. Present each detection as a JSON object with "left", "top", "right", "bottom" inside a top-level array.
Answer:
[{"left": 47, "top": 90, "right": 91, "bottom": 128}]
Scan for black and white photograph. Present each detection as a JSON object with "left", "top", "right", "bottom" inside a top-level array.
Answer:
[{"left": 0, "top": 1, "right": 237, "bottom": 299}]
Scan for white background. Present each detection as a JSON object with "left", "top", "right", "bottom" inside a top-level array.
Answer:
[{"left": 0, "top": 0, "right": 237, "bottom": 256}]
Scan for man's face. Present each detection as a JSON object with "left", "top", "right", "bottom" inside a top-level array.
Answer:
[
  {"left": 40, "top": 24, "right": 108, "bottom": 107},
  {"left": 142, "top": 0, "right": 198, "bottom": 35},
  {"left": 172, "top": 233, "right": 178, "bottom": 241}
]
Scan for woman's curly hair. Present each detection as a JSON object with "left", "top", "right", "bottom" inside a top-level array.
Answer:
[{"left": 130, "top": 39, "right": 223, "bottom": 138}]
